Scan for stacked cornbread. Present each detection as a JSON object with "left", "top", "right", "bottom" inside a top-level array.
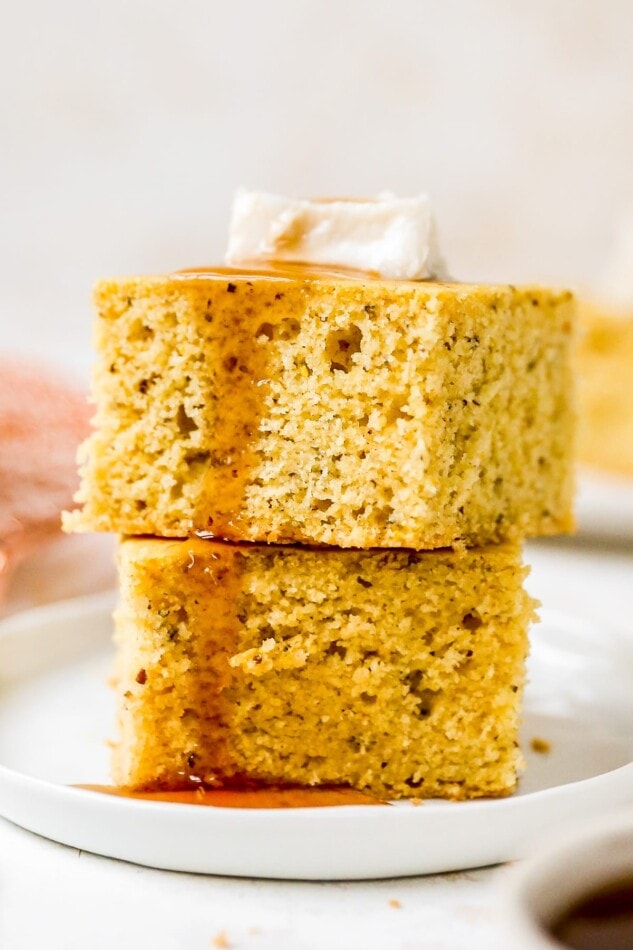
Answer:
[{"left": 67, "top": 192, "right": 576, "bottom": 800}]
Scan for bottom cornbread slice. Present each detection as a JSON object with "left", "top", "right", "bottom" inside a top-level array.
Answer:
[{"left": 113, "top": 538, "right": 535, "bottom": 800}]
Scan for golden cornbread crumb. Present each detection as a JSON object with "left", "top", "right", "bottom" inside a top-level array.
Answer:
[
  {"left": 577, "top": 300, "right": 633, "bottom": 476},
  {"left": 66, "top": 275, "right": 576, "bottom": 548},
  {"left": 113, "top": 537, "right": 535, "bottom": 800}
]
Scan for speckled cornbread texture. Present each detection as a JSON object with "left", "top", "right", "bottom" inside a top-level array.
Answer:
[
  {"left": 66, "top": 274, "right": 576, "bottom": 548},
  {"left": 113, "top": 537, "right": 535, "bottom": 800},
  {"left": 577, "top": 300, "right": 633, "bottom": 476}
]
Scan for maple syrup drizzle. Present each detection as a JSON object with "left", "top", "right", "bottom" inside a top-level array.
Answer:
[
  {"left": 173, "top": 261, "right": 383, "bottom": 282},
  {"left": 174, "top": 540, "right": 244, "bottom": 775},
  {"left": 183, "top": 276, "right": 275, "bottom": 541},
  {"left": 172, "top": 260, "right": 382, "bottom": 539},
  {"left": 73, "top": 784, "right": 384, "bottom": 809},
  {"left": 123, "top": 258, "right": 411, "bottom": 785},
  {"left": 171, "top": 256, "right": 429, "bottom": 542}
]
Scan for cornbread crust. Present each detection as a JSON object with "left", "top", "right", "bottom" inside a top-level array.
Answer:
[
  {"left": 66, "top": 275, "right": 575, "bottom": 549},
  {"left": 577, "top": 301, "right": 633, "bottom": 476},
  {"left": 113, "top": 537, "right": 535, "bottom": 800}
]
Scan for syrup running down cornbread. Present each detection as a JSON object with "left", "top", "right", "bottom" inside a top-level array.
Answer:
[
  {"left": 66, "top": 269, "right": 575, "bottom": 548},
  {"left": 112, "top": 536, "right": 534, "bottom": 800},
  {"left": 75, "top": 784, "right": 383, "bottom": 808}
]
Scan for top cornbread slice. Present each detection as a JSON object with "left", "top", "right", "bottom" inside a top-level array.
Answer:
[{"left": 67, "top": 273, "right": 576, "bottom": 548}]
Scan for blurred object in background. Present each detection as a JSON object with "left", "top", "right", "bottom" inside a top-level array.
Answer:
[
  {"left": 4, "top": 532, "right": 115, "bottom": 617},
  {"left": 571, "top": 218, "right": 633, "bottom": 544},
  {"left": 577, "top": 219, "right": 633, "bottom": 478},
  {"left": 599, "top": 218, "right": 633, "bottom": 310},
  {"left": 577, "top": 303, "right": 633, "bottom": 478},
  {"left": 0, "top": 358, "right": 114, "bottom": 613}
]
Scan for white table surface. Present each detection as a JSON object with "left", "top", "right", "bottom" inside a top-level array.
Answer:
[{"left": 0, "top": 535, "right": 631, "bottom": 950}]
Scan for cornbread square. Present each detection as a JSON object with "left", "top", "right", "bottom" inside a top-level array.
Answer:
[
  {"left": 113, "top": 537, "right": 534, "bottom": 800},
  {"left": 578, "top": 301, "right": 633, "bottom": 475},
  {"left": 67, "top": 275, "right": 575, "bottom": 548}
]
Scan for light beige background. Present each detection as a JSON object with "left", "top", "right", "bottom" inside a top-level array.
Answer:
[{"left": 1, "top": 0, "right": 632, "bottom": 371}]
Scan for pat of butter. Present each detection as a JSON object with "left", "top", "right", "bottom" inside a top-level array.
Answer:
[{"left": 225, "top": 190, "right": 446, "bottom": 280}]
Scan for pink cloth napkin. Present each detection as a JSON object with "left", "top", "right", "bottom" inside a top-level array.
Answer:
[{"left": 0, "top": 358, "right": 115, "bottom": 613}]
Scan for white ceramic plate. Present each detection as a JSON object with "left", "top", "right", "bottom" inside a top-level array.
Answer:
[
  {"left": 577, "top": 469, "right": 633, "bottom": 540},
  {"left": 0, "top": 594, "right": 632, "bottom": 880}
]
